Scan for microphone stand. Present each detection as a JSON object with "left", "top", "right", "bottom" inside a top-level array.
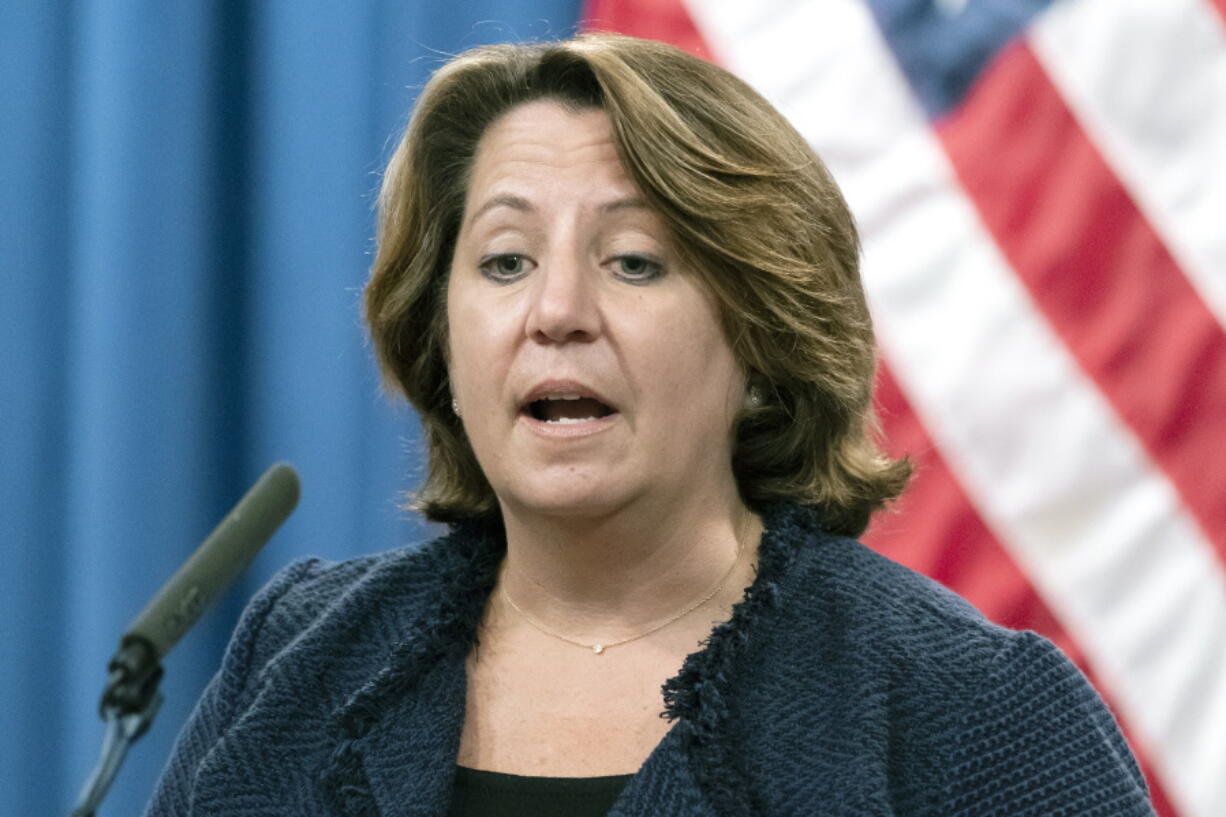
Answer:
[
  {"left": 70, "top": 639, "right": 164, "bottom": 817},
  {"left": 65, "top": 462, "right": 300, "bottom": 817}
]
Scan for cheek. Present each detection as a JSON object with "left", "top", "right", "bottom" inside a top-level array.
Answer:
[
  {"left": 444, "top": 283, "right": 465, "bottom": 377},
  {"left": 690, "top": 310, "right": 746, "bottom": 420},
  {"left": 704, "top": 342, "right": 747, "bottom": 420},
  {"left": 445, "top": 279, "right": 521, "bottom": 405},
  {"left": 651, "top": 311, "right": 744, "bottom": 419},
  {"left": 445, "top": 278, "right": 485, "bottom": 395}
]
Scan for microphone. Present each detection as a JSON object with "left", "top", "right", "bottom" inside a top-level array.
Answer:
[
  {"left": 70, "top": 463, "right": 301, "bottom": 817},
  {"left": 124, "top": 461, "right": 301, "bottom": 661}
]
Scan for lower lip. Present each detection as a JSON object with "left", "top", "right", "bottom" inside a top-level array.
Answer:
[{"left": 518, "top": 412, "right": 619, "bottom": 438}]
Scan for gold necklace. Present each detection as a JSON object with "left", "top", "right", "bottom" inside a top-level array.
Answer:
[{"left": 499, "top": 525, "right": 748, "bottom": 656}]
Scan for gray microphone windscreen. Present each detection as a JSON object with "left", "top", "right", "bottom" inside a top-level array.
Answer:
[{"left": 123, "top": 463, "right": 300, "bottom": 658}]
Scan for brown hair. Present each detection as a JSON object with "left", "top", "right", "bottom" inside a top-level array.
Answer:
[{"left": 364, "top": 33, "right": 909, "bottom": 536}]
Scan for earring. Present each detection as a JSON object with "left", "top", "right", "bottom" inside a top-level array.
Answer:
[
  {"left": 451, "top": 398, "right": 461, "bottom": 417},
  {"left": 745, "top": 386, "right": 763, "bottom": 409}
]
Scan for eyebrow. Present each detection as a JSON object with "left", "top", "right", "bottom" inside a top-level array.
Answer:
[
  {"left": 599, "top": 197, "right": 650, "bottom": 214},
  {"left": 467, "top": 193, "right": 534, "bottom": 226},
  {"left": 466, "top": 194, "right": 651, "bottom": 227}
]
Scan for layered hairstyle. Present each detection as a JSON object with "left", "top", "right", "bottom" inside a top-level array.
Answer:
[{"left": 365, "top": 33, "right": 909, "bottom": 537}]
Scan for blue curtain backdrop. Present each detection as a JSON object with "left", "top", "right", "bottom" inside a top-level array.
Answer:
[{"left": 0, "top": 2, "right": 584, "bottom": 815}]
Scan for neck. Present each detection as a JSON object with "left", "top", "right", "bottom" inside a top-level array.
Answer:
[{"left": 494, "top": 487, "right": 762, "bottom": 642}]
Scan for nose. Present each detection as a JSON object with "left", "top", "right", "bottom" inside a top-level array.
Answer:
[{"left": 524, "top": 251, "right": 601, "bottom": 344}]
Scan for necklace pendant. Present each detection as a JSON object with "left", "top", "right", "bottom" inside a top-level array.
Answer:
[{"left": 592, "top": 644, "right": 605, "bottom": 654}]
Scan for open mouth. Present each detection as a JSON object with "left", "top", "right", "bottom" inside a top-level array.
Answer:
[{"left": 524, "top": 394, "right": 617, "bottom": 425}]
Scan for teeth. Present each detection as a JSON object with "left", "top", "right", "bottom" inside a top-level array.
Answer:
[
  {"left": 542, "top": 393, "right": 582, "bottom": 401},
  {"left": 548, "top": 416, "right": 597, "bottom": 424}
]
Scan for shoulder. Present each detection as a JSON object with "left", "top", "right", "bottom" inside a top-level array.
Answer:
[
  {"left": 736, "top": 504, "right": 1151, "bottom": 815},
  {"left": 739, "top": 503, "right": 1022, "bottom": 742},
  {"left": 761, "top": 504, "right": 1011, "bottom": 672},
  {"left": 761, "top": 506, "right": 1077, "bottom": 704},
  {"left": 144, "top": 527, "right": 493, "bottom": 817},
  {"left": 225, "top": 522, "right": 494, "bottom": 703}
]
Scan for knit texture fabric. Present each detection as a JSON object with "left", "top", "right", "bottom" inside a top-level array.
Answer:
[{"left": 143, "top": 503, "right": 1155, "bottom": 816}]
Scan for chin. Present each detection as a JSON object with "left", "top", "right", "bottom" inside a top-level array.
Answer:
[{"left": 497, "top": 474, "right": 636, "bottom": 521}]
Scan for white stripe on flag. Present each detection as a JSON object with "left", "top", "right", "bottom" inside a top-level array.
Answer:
[
  {"left": 684, "top": 1, "right": 1226, "bottom": 815},
  {"left": 1030, "top": 0, "right": 1226, "bottom": 330}
]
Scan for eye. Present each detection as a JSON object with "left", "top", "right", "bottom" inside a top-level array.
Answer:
[
  {"left": 610, "top": 254, "right": 665, "bottom": 284},
  {"left": 478, "top": 253, "right": 536, "bottom": 283}
]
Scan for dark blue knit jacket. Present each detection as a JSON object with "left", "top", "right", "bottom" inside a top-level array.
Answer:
[{"left": 145, "top": 503, "right": 1155, "bottom": 816}]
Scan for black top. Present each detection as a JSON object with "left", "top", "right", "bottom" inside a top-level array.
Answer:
[{"left": 446, "top": 765, "right": 634, "bottom": 817}]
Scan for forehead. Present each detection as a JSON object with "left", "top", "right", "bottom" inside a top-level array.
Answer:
[{"left": 465, "top": 100, "right": 636, "bottom": 204}]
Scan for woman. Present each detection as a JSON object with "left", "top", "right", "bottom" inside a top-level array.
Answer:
[{"left": 147, "top": 34, "right": 1155, "bottom": 816}]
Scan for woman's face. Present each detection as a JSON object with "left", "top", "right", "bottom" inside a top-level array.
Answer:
[{"left": 446, "top": 100, "right": 747, "bottom": 520}]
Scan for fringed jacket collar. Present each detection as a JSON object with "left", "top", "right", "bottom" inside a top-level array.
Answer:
[
  {"left": 318, "top": 504, "right": 803, "bottom": 817},
  {"left": 147, "top": 503, "right": 1153, "bottom": 817}
]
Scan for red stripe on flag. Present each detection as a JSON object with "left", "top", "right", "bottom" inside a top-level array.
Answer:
[
  {"left": 937, "top": 40, "right": 1226, "bottom": 568},
  {"left": 868, "top": 365, "right": 1179, "bottom": 817},
  {"left": 582, "top": 0, "right": 715, "bottom": 61}
]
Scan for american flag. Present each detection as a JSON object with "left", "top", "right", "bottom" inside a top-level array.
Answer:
[{"left": 584, "top": 2, "right": 1226, "bottom": 816}]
